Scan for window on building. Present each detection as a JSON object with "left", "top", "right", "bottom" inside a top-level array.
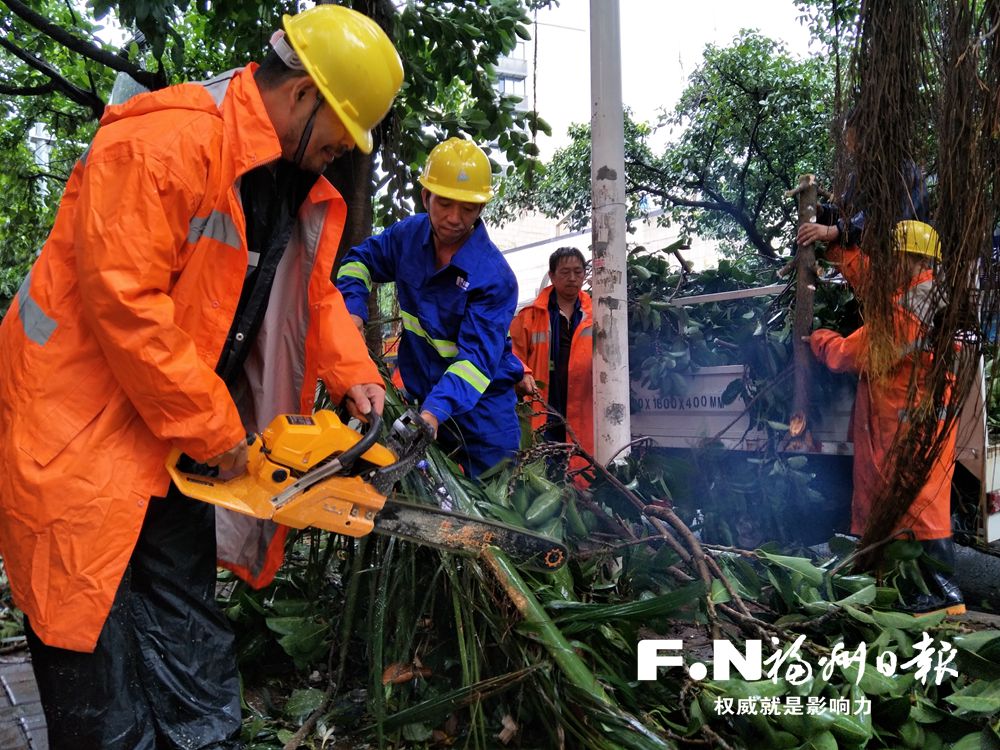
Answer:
[{"left": 499, "top": 76, "right": 526, "bottom": 97}]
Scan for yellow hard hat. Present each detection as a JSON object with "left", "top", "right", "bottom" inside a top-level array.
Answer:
[
  {"left": 894, "top": 220, "right": 941, "bottom": 261},
  {"left": 282, "top": 6, "right": 403, "bottom": 155},
  {"left": 418, "top": 138, "right": 494, "bottom": 203}
]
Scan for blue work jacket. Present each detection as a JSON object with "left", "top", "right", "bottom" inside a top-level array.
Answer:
[{"left": 336, "top": 214, "right": 523, "bottom": 426}]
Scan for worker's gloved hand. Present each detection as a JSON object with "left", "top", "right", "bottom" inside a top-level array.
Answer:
[
  {"left": 345, "top": 383, "right": 385, "bottom": 422},
  {"left": 419, "top": 410, "right": 439, "bottom": 438},
  {"left": 205, "top": 438, "right": 249, "bottom": 474},
  {"left": 515, "top": 373, "right": 538, "bottom": 397}
]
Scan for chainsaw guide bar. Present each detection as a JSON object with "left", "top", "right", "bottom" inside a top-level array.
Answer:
[{"left": 374, "top": 500, "right": 567, "bottom": 572}]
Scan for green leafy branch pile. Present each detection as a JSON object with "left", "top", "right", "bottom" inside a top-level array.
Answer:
[
  {"left": 629, "top": 253, "right": 777, "bottom": 400},
  {"left": 626, "top": 249, "right": 861, "bottom": 550},
  {"left": 226, "top": 391, "right": 1000, "bottom": 750},
  {"left": 628, "top": 248, "right": 858, "bottom": 416}
]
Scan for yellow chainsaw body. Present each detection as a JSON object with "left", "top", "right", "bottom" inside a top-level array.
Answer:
[{"left": 166, "top": 410, "right": 397, "bottom": 537}]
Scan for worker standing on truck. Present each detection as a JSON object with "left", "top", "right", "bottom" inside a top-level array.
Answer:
[
  {"left": 511, "top": 247, "right": 594, "bottom": 475},
  {"left": 797, "top": 110, "right": 929, "bottom": 252},
  {"left": 0, "top": 7, "right": 402, "bottom": 747},
  {"left": 802, "top": 220, "right": 963, "bottom": 617},
  {"left": 337, "top": 137, "right": 524, "bottom": 478}
]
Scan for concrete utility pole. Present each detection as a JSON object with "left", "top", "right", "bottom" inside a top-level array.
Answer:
[{"left": 589, "top": 0, "right": 631, "bottom": 465}]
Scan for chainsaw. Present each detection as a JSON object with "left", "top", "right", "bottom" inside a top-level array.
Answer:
[{"left": 166, "top": 409, "right": 567, "bottom": 572}]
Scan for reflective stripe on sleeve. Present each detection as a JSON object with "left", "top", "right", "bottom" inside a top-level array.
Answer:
[
  {"left": 531, "top": 331, "right": 548, "bottom": 344},
  {"left": 16, "top": 271, "right": 57, "bottom": 346},
  {"left": 337, "top": 261, "right": 373, "bottom": 292},
  {"left": 400, "top": 310, "right": 459, "bottom": 358},
  {"left": 446, "top": 359, "right": 490, "bottom": 394},
  {"left": 188, "top": 210, "right": 240, "bottom": 250}
]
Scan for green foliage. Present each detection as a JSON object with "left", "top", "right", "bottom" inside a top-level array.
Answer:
[
  {"left": 220, "top": 537, "right": 339, "bottom": 677},
  {"left": 490, "top": 111, "right": 654, "bottom": 230},
  {"left": 495, "top": 31, "right": 835, "bottom": 260},
  {"left": 626, "top": 246, "right": 857, "bottom": 404},
  {"left": 985, "top": 353, "right": 1000, "bottom": 439},
  {"left": 793, "top": 0, "right": 861, "bottom": 59},
  {"left": 0, "top": 0, "right": 552, "bottom": 309},
  {"left": 0, "top": 0, "right": 111, "bottom": 310},
  {"left": 627, "top": 249, "right": 778, "bottom": 395},
  {"left": 90, "top": 0, "right": 298, "bottom": 76},
  {"left": 657, "top": 31, "right": 834, "bottom": 256},
  {"left": 380, "top": 0, "right": 551, "bottom": 222},
  {"left": 0, "top": 144, "right": 57, "bottom": 312},
  {"left": 622, "top": 246, "right": 862, "bottom": 550},
  {"left": 229, "top": 429, "right": 1000, "bottom": 749},
  {"left": 210, "top": 386, "right": 1000, "bottom": 749}
]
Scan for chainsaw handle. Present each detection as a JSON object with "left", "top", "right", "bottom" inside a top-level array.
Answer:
[
  {"left": 335, "top": 410, "right": 383, "bottom": 471},
  {"left": 369, "top": 409, "right": 434, "bottom": 495}
]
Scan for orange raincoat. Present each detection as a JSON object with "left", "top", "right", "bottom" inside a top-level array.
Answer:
[
  {"left": 0, "top": 66, "right": 379, "bottom": 651},
  {"left": 810, "top": 246, "right": 954, "bottom": 540},
  {"left": 510, "top": 287, "right": 594, "bottom": 464}
]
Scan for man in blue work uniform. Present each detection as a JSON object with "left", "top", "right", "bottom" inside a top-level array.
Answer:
[{"left": 336, "top": 138, "right": 523, "bottom": 477}]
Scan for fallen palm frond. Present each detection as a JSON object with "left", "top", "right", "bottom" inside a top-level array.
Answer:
[
  {"left": 376, "top": 664, "right": 542, "bottom": 733},
  {"left": 483, "top": 547, "right": 613, "bottom": 705}
]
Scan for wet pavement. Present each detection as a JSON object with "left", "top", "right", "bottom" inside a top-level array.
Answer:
[
  {"left": 0, "top": 650, "right": 46, "bottom": 750},
  {"left": 955, "top": 543, "right": 1000, "bottom": 611}
]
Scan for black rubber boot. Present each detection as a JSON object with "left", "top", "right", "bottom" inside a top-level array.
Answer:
[{"left": 899, "top": 537, "right": 965, "bottom": 617}]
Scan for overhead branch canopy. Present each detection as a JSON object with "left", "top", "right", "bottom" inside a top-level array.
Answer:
[
  {"left": 490, "top": 31, "right": 832, "bottom": 261},
  {"left": 0, "top": 34, "right": 105, "bottom": 120},
  {"left": 0, "top": 0, "right": 550, "bottom": 316},
  {"left": 2, "top": 0, "right": 163, "bottom": 90}
]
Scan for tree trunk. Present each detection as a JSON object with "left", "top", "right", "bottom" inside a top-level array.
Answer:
[
  {"left": 321, "top": 0, "right": 398, "bottom": 357},
  {"left": 788, "top": 174, "right": 818, "bottom": 449},
  {"left": 325, "top": 148, "right": 382, "bottom": 353}
]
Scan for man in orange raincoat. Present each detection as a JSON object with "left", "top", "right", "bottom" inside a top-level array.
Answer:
[
  {"left": 0, "top": 7, "right": 402, "bottom": 747},
  {"left": 799, "top": 219, "right": 963, "bottom": 617},
  {"left": 511, "top": 247, "right": 594, "bottom": 476}
]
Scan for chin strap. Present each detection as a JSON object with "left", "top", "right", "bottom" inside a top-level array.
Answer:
[{"left": 292, "top": 94, "right": 324, "bottom": 167}]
